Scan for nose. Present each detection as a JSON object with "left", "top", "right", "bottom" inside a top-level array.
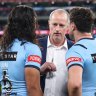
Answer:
[{"left": 55, "top": 25, "right": 60, "bottom": 31}]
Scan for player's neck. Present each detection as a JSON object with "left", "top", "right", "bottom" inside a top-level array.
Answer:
[{"left": 74, "top": 31, "right": 92, "bottom": 42}]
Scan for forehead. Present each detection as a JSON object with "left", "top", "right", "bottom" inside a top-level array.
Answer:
[{"left": 50, "top": 12, "right": 68, "bottom": 23}]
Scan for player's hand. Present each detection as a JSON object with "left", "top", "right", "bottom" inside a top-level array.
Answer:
[{"left": 40, "top": 62, "right": 56, "bottom": 74}]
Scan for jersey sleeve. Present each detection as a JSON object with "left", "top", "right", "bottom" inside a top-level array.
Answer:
[
  {"left": 65, "top": 48, "right": 84, "bottom": 69},
  {"left": 25, "top": 43, "right": 42, "bottom": 71}
]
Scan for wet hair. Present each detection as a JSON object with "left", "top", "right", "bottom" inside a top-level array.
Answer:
[
  {"left": 69, "top": 7, "right": 95, "bottom": 33},
  {"left": 0, "top": 5, "right": 39, "bottom": 53}
]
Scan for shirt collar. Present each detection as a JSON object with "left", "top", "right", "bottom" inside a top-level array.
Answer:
[
  {"left": 47, "top": 36, "right": 53, "bottom": 47},
  {"left": 47, "top": 36, "right": 68, "bottom": 49}
]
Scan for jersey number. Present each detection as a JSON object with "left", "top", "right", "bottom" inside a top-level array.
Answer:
[{"left": 2, "top": 69, "right": 12, "bottom": 93}]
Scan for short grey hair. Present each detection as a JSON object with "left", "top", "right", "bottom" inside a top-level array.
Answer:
[{"left": 49, "top": 9, "right": 70, "bottom": 23}]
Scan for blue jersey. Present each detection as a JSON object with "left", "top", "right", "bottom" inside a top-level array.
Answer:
[
  {"left": 0, "top": 39, "right": 42, "bottom": 96},
  {"left": 66, "top": 38, "right": 96, "bottom": 96}
]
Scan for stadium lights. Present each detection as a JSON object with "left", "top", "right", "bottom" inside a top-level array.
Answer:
[
  {"left": 18, "top": 2, "right": 22, "bottom": 4},
  {"left": 86, "top": 0, "right": 90, "bottom": 3},
  {"left": 68, "top": 1, "right": 72, "bottom": 6},
  {"left": 1, "top": 2, "right": 4, "bottom": 5},
  {"left": 34, "top": 2, "right": 38, "bottom": 5},
  {"left": 51, "top": 1, "right": 55, "bottom": 5}
]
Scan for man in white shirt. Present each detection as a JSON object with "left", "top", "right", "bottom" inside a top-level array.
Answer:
[{"left": 38, "top": 9, "right": 74, "bottom": 96}]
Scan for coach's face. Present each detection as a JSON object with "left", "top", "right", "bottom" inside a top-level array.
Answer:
[{"left": 49, "top": 12, "right": 68, "bottom": 46}]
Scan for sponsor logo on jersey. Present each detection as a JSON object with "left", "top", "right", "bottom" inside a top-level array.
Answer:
[
  {"left": 91, "top": 53, "right": 96, "bottom": 63},
  {"left": 66, "top": 57, "right": 81, "bottom": 66},
  {"left": 2, "top": 92, "right": 17, "bottom": 95},
  {"left": 0, "top": 52, "right": 17, "bottom": 61},
  {"left": 1, "top": 70, "right": 17, "bottom": 95},
  {"left": 27, "top": 55, "right": 41, "bottom": 64}
]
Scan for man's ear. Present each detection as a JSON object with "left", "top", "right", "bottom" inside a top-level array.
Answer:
[{"left": 71, "top": 22, "right": 77, "bottom": 31}]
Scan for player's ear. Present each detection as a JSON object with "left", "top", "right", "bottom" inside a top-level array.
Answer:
[{"left": 71, "top": 22, "right": 76, "bottom": 31}]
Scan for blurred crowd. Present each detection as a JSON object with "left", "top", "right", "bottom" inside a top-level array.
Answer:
[{"left": 0, "top": 2, "right": 96, "bottom": 31}]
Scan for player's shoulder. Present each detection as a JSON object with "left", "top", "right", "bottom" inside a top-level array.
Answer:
[
  {"left": 14, "top": 39, "right": 40, "bottom": 51},
  {"left": 24, "top": 42, "right": 40, "bottom": 51},
  {"left": 25, "top": 42, "right": 38, "bottom": 48},
  {"left": 67, "top": 40, "right": 87, "bottom": 54}
]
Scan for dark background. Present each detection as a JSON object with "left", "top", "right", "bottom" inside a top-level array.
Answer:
[{"left": 0, "top": 0, "right": 96, "bottom": 36}]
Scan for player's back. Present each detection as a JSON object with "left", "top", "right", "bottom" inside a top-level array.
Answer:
[
  {"left": 66, "top": 38, "right": 96, "bottom": 96},
  {"left": 0, "top": 39, "right": 35, "bottom": 96},
  {"left": 79, "top": 38, "right": 96, "bottom": 96},
  {"left": 73, "top": 38, "right": 96, "bottom": 96}
]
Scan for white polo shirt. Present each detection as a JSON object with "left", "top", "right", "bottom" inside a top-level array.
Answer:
[{"left": 44, "top": 36, "right": 68, "bottom": 96}]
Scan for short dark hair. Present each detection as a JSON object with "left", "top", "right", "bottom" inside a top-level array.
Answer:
[
  {"left": 70, "top": 7, "right": 95, "bottom": 33},
  {"left": 0, "top": 5, "right": 39, "bottom": 53}
]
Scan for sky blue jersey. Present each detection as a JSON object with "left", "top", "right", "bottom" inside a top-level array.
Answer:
[
  {"left": 66, "top": 38, "right": 96, "bottom": 96},
  {"left": 0, "top": 39, "right": 42, "bottom": 96}
]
